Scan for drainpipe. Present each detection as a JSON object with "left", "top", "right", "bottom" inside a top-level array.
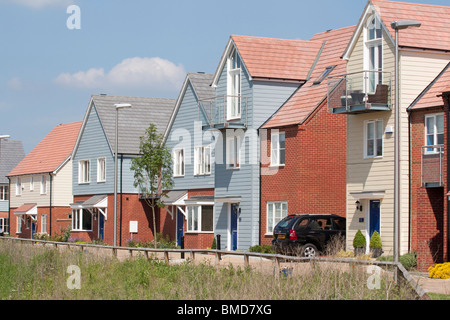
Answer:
[
  {"left": 408, "top": 111, "right": 411, "bottom": 253},
  {"left": 445, "top": 93, "right": 450, "bottom": 262},
  {"left": 49, "top": 173, "right": 53, "bottom": 236},
  {"left": 119, "top": 154, "right": 123, "bottom": 247}
]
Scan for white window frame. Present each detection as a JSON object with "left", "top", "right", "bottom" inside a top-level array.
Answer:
[
  {"left": 226, "top": 135, "right": 241, "bottom": 169},
  {"left": 425, "top": 113, "right": 444, "bottom": 154},
  {"left": 0, "top": 186, "right": 8, "bottom": 201},
  {"left": 364, "top": 119, "right": 383, "bottom": 158},
  {"left": 16, "top": 216, "right": 23, "bottom": 233},
  {"left": 29, "top": 176, "right": 34, "bottom": 191},
  {"left": 227, "top": 48, "right": 242, "bottom": 120},
  {"left": 16, "top": 178, "right": 22, "bottom": 196},
  {"left": 40, "top": 175, "right": 47, "bottom": 195},
  {"left": 364, "top": 15, "right": 383, "bottom": 94},
  {"left": 173, "top": 148, "right": 185, "bottom": 177},
  {"left": 78, "top": 160, "right": 90, "bottom": 184},
  {"left": 266, "top": 201, "right": 288, "bottom": 234},
  {"left": 270, "top": 131, "right": 285, "bottom": 166},
  {"left": 186, "top": 205, "right": 214, "bottom": 233},
  {"left": 194, "top": 146, "right": 211, "bottom": 176},
  {"left": 0, "top": 217, "right": 8, "bottom": 233},
  {"left": 72, "top": 209, "right": 93, "bottom": 232},
  {"left": 97, "top": 157, "right": 106, "bottom": 182},
  {"left": 41, "top": 214, "right": 47, "bottom": 234}
]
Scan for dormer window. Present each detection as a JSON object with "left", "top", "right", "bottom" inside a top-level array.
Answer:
[
  {"left": 227, "top": 47, "right": 241, "bottom": 120},
  {"left": 365, "top": 16, "right": 383, "bottom": 93}
]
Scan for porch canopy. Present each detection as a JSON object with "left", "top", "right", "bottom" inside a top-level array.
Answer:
[
  {"left": 70, "top": 195, "right": 108, "bottom": 219},
  {"left": 14, "top": 203, "right": 37, "bottom": 215}
]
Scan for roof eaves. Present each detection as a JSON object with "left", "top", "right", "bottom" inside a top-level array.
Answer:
[
  {"left": 163, "top": 74, "right": 190, "bottom": 143},
  {"left": 408, "top": 62, "right": 450, "bottom": 111}
]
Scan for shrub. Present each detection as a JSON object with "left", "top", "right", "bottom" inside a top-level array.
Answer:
[
  {"left": 369, "top": 231, "right": 382, "bottom": 249},
  {"left": 248, "top": 245, "right": 275, "bottom": 254},
  {"left": 353, "top": 230, "right": 366, "bottom": 248},
  {"left": 428, "top": 262, "right": 450, "bottom": 279}
]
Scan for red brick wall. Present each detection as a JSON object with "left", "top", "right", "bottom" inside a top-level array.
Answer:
[
  {"left": 182, "top": 188, "right": 215, "bottom": 249},
  {"left": 8, "top": 206, "right": 72, "bottom": 239},
  {"left": 410, "top": 106, "right": 448, "bottom": 271},
  {"left": 260, "top": 101, "right": 347, "bottom": 245},
  {"left": 71, "top": 193, "right": 176, "bottom": 246}
]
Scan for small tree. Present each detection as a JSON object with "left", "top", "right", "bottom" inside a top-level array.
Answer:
[{"left": 130, "top": 124, "right": 174, "bottom": 248}]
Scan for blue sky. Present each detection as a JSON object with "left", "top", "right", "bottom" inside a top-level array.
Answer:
[{"left": 0, "top": 0, "right": 448, "bottom": 153}]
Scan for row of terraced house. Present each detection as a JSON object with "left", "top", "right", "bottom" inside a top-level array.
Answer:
[{"left": 2, "top": 0, "right": 450, "bottom": 271}]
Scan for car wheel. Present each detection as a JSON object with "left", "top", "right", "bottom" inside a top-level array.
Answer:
[{"left": 301, "top": 243, "right": 318, "bottom": 258}]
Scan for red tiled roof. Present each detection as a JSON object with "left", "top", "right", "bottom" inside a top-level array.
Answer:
[
  {"left": 231, "top": 35, "right": 324, "bottom": 81},
  {"left": 262, "top": 26, "right": 356, "bottom": 129},
  {"left": 8, "top": 121, "right": 82, "bottom": 177},
  {"left": 14, "top": 203, "right": 37, "bottom": 214},
  {"left": 372, "top": 0, "right": 450, "bottom": 51},
  {"left": 409, "top": 62, "right": 450, "bottom": 110}
]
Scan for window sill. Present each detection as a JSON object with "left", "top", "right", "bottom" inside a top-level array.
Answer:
[
  {"left": 269, "top": 164, "right": 285, "bottom": 168},
  {"left": 78, "top": 182, "right": 90, "bottom": 185},
  {"left": 185, "top": 231, "right": 214, "bottom": 234}
]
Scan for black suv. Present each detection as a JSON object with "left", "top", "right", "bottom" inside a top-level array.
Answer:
[{"left": 271, "top": 214, "right": 346, "bottom": 257}]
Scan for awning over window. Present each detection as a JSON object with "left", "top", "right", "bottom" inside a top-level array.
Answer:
[
  {"left": 184, "top": 196, "right": 214, "bottom": 205},
  {"left": 70, "top": 195, "right": 108, "bottom": 219},
  {"left": 14, "top": 203, "right": 37, "bottom": 215},
  {"left": 214, "top": 196, "right": 241, "bottom": 203},
  {"left": 350, "top": 191, "right": 385, "bottom": 200},
  {"left": 163, "top": 190, "right": 188, "bottom": 205}
]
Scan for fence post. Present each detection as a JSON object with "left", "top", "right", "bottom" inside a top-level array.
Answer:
[
  {"left": 164, "top": 251, "right": 170, "bottom": 265},
  {"left": 180, "top": 236, "right": 184, "bottom": 259},
  {"left": 244, "top": 253, "right": 249, "bottom": 268}
]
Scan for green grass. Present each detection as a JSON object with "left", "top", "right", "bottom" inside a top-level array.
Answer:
[{"left": 0, "top": 241, "right": 420, "bottom": 300}]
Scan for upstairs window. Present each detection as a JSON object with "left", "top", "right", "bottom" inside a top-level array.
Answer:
[
  {"left": 40, "top": 175, "right": 47, "bottom": 194},
  {"left": 271, "top": 131, "right": 285, "bottom": 166},
  {"left": 365, "top": 119, "right": 383, "bottom": 158},
  {"left": 227, "top": 47, "right": 241, "bottom": 120},
  {"left": 16, "top": 178, "right": 22, "bottom": 196},
  {"left": 365, "top": 16, "right": 383, "bottom": 93},
  {"left": 194, "top": 146, "right": 211, "bottom": 176},
  {"left": 97, "top": 158, "right": 106, "bottom": 182},
  {"left": 425, "top": 114, "right": 444, "bottom": 153},
  {"left": 0, "top": 186, "right": 8, "bottom": 201},
  {"left": 227, "top": 135, "right": 241, "bottom": 169},
  {"left": 173, "top": 149, "right": 185, "bottom": 177},
  {"left": 78, "top": 160, "right": 90, "bottom": 184}
]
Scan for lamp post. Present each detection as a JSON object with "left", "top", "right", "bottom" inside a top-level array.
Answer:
[
  {"left": 391, "top": 20, "right": 421, "bottom": 281},
  {"left": 113, "top": 103, "right": 132, "bottom": 247}
]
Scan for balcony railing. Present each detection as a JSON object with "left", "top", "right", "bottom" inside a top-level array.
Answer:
[
  {"left": 421, "top": 145, "right": 444, "bottom": 188},
  {"left": 327, "top": 70, "right": 391, "bottom": 114},
  {"left": 198, "top": 95, "right": 248, "bottom": 129}
]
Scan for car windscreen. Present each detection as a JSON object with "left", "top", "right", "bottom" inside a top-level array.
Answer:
[{"left": 276, "top": 216, "right": 296, "bottom": 228}]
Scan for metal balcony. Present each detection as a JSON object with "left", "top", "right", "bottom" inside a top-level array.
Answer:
[
  {"left": 198, "top": 95, "right": 248, "bottom": 130},
  {"left": 421, "top": 145, "right": 444, "bottom": 188},
  {"left": 327, "top": 70, "right": 391, "bottom": 114}
]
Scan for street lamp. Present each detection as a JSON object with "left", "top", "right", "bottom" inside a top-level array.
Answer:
[
  {"left": 391, "top": 20, "right": 421, "bottom": 280},
  {"left": 113, "top": 103, "right": 132, "bottom": 247}
]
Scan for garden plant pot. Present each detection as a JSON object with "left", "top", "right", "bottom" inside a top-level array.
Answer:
[{"left": 354, "top": 247, "right": 365, "bottom": 256}]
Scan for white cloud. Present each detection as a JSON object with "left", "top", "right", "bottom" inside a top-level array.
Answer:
[
  {"left": 7, "top": 77, "right": 23, "bottom": 91},
  {"left": 0, "top": 0, "right": 74, "bottom": 8},
  {"left": 54, "top": 57, "right": 186, "bottom": 92}
]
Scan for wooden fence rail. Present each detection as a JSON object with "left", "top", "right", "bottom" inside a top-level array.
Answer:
[{"left": 0, "top": 236, "right": 429, "bottom": 300}]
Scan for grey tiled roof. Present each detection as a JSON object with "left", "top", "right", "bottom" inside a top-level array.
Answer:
[
  {"left": 187, "top": 72, "right": 215, "bottom": 101},
  {"left": 0, "top": 140, "right": 25, "bottom": 184},
  {"left": 91, "top": 95, "right": 176, "bottom": 155}
]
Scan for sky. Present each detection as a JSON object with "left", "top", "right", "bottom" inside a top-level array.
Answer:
[{"left": 0, "top": 0, "right": 449, "bottom": 154}]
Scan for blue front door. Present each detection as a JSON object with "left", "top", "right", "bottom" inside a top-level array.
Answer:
[
  {"left": 230, "top": 204, "right": 238, "bottom": 251},
  {"left": 177, "top": 208, "right": 184, "bottom": 246},
  {"left": 98, "top": 213, "right": 105, "bottom": 241},
  {"left": 369, "top": 200, "right": 380, "bottom": 237}
]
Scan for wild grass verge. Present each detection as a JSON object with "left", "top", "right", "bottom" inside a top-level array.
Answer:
[{"left": 0, "top": 240, "right": 419, "bottom": 300}]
